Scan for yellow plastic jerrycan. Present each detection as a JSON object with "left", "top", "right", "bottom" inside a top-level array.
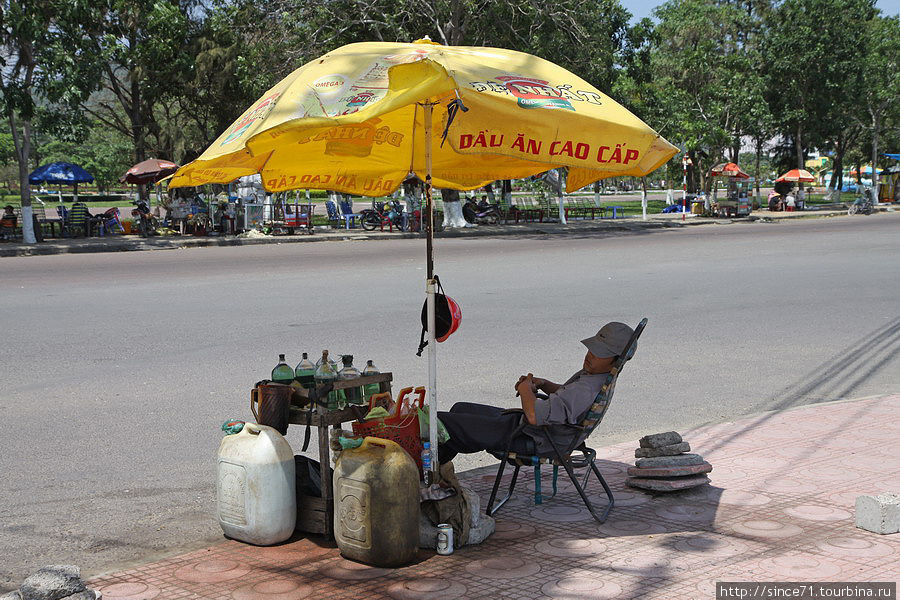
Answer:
[{"left": 333, "top": 437, "right": 419, "bottom": 567}]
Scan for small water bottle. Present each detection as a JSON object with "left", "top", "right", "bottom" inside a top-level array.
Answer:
[{"left": 421, "top": 442, "right": 433, "bottom": 486}]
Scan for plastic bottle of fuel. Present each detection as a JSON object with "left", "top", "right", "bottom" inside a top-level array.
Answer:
[{"left": 421, "top": 441, "right": 433, "bottom": 486}]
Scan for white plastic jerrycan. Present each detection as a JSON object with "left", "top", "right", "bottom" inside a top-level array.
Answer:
[{"left": 217, "top": 422, "right": 296, "bottom": 545}]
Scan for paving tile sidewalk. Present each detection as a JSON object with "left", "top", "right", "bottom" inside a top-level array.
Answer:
[
  {"left": 2, "top": 207, "right": 870, "bottom": 258},
  {"left": 88, "top": 393, "right": 900, "bottom": 599}
]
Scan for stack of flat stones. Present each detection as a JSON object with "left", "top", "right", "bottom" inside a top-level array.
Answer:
[
  {"left": 0, "top": 565, "right": 100, "bottom": 600},
  {"left": 625, "top": 431, "right": 712, "bottom": 492}
]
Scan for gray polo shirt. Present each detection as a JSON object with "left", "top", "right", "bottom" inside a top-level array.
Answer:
[{"left": 532, "top": 369, "right": 609, "bottom": 426}]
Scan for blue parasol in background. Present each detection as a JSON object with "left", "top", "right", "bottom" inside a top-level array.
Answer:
[{"left": 28, "top": 162, "right": 94, "bottom": 204}]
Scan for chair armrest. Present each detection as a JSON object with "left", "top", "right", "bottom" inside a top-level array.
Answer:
[{"left": 501, "top": 408, "right": 524, "bottom": 416}]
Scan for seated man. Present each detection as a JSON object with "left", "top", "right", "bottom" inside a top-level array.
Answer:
[
  {"left": 67, "top": 200, "right": 91, "bottom": 237},
  {"left": 437, "top": 321, "right": 635, "bottom": 464},
  {"left": 0, "top": 205, "right": 17, "bottom": 240}
]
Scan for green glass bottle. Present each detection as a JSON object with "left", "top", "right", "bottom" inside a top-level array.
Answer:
[
  {"left": 362, "top": 360, "right": 380, "bottom": 403},
  {"left": 314, "top": 350, "right": 340, "bottom": 410},
  {"left": 294, "top": 352, "right": 316, "bottom": 388},
  {"left": 338, "top": 355, "right": 363, "bottom": 405},
  {"left": 271, "top": 354, "right": 294, "bottom": 385}
]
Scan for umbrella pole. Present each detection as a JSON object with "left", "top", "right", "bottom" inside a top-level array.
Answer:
[{"left": 424, "top": 101, "right": 439, "bottom": 474}]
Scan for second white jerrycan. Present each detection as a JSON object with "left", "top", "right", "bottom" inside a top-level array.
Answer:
[{"left": 217, "top": 422, "right": 296, "bottom": 545}]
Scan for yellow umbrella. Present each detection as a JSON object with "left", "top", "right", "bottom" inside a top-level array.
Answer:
[
  {"left": 171, "top": 39, "right": 677, "bottom": 467},
  {"left": 171, "top": 39, "right": 675, "bottom": 193}
]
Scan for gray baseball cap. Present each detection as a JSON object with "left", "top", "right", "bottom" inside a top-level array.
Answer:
[{"left": 581, "top": 322, "right": 635, "bottom": 358}]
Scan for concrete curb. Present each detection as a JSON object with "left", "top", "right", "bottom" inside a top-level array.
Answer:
[{"left": 0, "top": 207, "right": 872, "bottom": 258}]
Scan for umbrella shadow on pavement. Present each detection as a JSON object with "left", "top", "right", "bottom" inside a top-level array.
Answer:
[{"left": 698, "top": 315, "right": 900, "bottom": 459}]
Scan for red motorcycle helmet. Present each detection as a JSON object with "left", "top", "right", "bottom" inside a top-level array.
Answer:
[
  {"left": 416, "top": 277, "right": 461, "bottom": 355},
  {"left": 420, "top": 293, "right": 461, "bottom": 343}
]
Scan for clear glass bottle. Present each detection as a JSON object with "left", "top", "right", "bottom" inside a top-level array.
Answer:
[
  {"left": 361, "top": 359, "right": 380, "bottom": 403},
  {"left": 271, "top": 354, "right": 294, "bottom": 385},
  {"left": 314, "top": 350, "right": 340, "bottom": 410},
  {"left": 338, "top": 355, "right": 362, "bottom": 405},
  {"left": 294, "top": 352, "right": 316, "bottom": 389}
]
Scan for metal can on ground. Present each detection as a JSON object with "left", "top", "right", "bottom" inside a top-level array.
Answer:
[{"left": 436, "top": 523, "right": 454, "bottom": 555}]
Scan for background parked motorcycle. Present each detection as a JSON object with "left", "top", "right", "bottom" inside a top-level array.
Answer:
[
  {"left": 360, "top": 199, "right": 404, "bottom": 231},
  {"left": 849, "top": 187, "right": 875, "bottom": 215},
  {"left": 463, "top": 197, "right": 501, "bottom": 224},
  {"left": 131, "top": 199, "right": 159, "bottom": 237}
]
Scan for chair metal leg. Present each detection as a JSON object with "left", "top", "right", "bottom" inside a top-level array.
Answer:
[
  {"left": 486, "top": 461, "right": 520, "bottom": 517},
  {"left": 589, "top": 458, "right": 615, "bottom": 520},
  {"left": 486, "top": 456, "right": 507, "bottom": 515},
  {"left": 548, "top": 439, "right": 613, "bottom": 524},
  {"left": 559, "top": 456, "right": 611, "bottom": 523}
]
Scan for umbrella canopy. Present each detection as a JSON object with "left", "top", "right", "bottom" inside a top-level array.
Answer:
[
  {"left": 121, "top": 158, "right": 179, "bottom": 185},
  {"left": 848, "top": 165, "right": 874, "bottom": 176},
  {"left": 709, "top": 162, "right": 750, "bottom": 179},
  {"left": 775, "top": 168, "right": 816, "bottom": 183},
  {"left": 171, "top": 39, "right": 677, "bottom": 467},
  {"left": 28, "top": 162, "right": 94, "bottom": 185},
  {"left": 171, "top": 40, "right": 676, "bottom": 193}
]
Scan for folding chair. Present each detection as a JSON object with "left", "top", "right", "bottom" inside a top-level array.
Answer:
[
  {"left": 338, "top": 199, "right": 362, "bottom": 229},
  {"left": 486, "top": 318, "right": 648, "bottom": 523},
  {"left": 98, "top": 207, "right": 124, "bottom": 236},
  {"left": 324, "top": 200, "right": 342, "bottom": 228}
]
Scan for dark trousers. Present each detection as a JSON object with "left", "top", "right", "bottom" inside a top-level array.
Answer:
[{"left": 437, "top": 402, "right": 535, "bottom": 464}]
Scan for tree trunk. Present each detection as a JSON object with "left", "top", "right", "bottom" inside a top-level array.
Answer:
[
  {"left": 501, "top": 180, "right": 512, "bottom": 207},
  {"left": 483, "top": 183, "right": 495, "bottom": 203},
  {"left": 130, "top": 49, "right": 148, "bottom": 203},
  {"left": 640, "top": 177, "right": 648, "bottom": 221},
  {"left": 795, "top": 123, "right": 804, "bottom": 193},
  {"left": 871, "top": 113, "right": 880, "bottom": 203},
  {"left": 754, "top": 138, "right": 762, "bottom": 205},
  {"left": 8, "top": 111, "right": 37, "bottom": 244},
  {"left": 441, "top": 188, "right": 467, "bottom": 228},
  {"left": 830, "top": 143, "right": 844, "bottom": 203}
]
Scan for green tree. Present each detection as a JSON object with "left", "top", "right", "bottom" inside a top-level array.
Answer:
[
  {"left": 649, "top": 0, "right": 763, "bottom": 191},
  {"left": 64, "top": 0, "right": 193, "bottom": 199},
  {"left": 764, "top": 0, "right": 876, "bottom": 193},
  {"left": 1, "top": 0, "right": 48, "bottom": 242},
  {"left": 34, "top": 120, "right": 132, "bottom": 191},
  {"left": 858, "top": 15, "right": 900, "bottom": 200}
]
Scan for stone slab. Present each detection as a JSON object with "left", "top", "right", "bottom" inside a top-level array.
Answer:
[
  {"left": 0, "top": 591, "right": 23, "bottom": 600},
  {"left": 855, "top": 493, "right": 900, "bottom": 534},
  {"left": 639, "top": 431, "right": 683, "bottom": 448},
  {"left": 635, "top": 442, "right": 691, "bottom": 458},
  {"left": 59, "top": 593, "right": 99, "bottom": 600},
  {"left": 635, "top": 453, "right": 704, "bottom": 468},
  {"left": 626, "top": 475, "right": 711, "bottom": 492},
  {"left": 627, "top": 462, "right": 712, "bottom": 478},
  {"left": 20, "top": 566, "right": 85, "bottom": 600}
]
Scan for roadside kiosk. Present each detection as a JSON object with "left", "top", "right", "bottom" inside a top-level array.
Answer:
[{"left": 708, "top": 162, "right": 752, "bottom": 217}]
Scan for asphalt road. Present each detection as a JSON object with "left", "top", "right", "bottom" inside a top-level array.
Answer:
[{"left": 1, "top": 213, "right": 898, "bottom": 588}]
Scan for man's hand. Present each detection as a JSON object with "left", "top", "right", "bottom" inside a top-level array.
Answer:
[
  {"left": 517, "top": 374, "right": 538, "bottom": 425},
  {"left": 516, "top": 374, "right": 544, "bottom": 394},
  {"left": 516, "top": 373, "right": 535, "bottom": 395}
]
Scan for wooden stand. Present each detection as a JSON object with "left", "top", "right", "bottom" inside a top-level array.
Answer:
[{"left": 288, "top": 372, "right": 393, "bottom": 537}]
